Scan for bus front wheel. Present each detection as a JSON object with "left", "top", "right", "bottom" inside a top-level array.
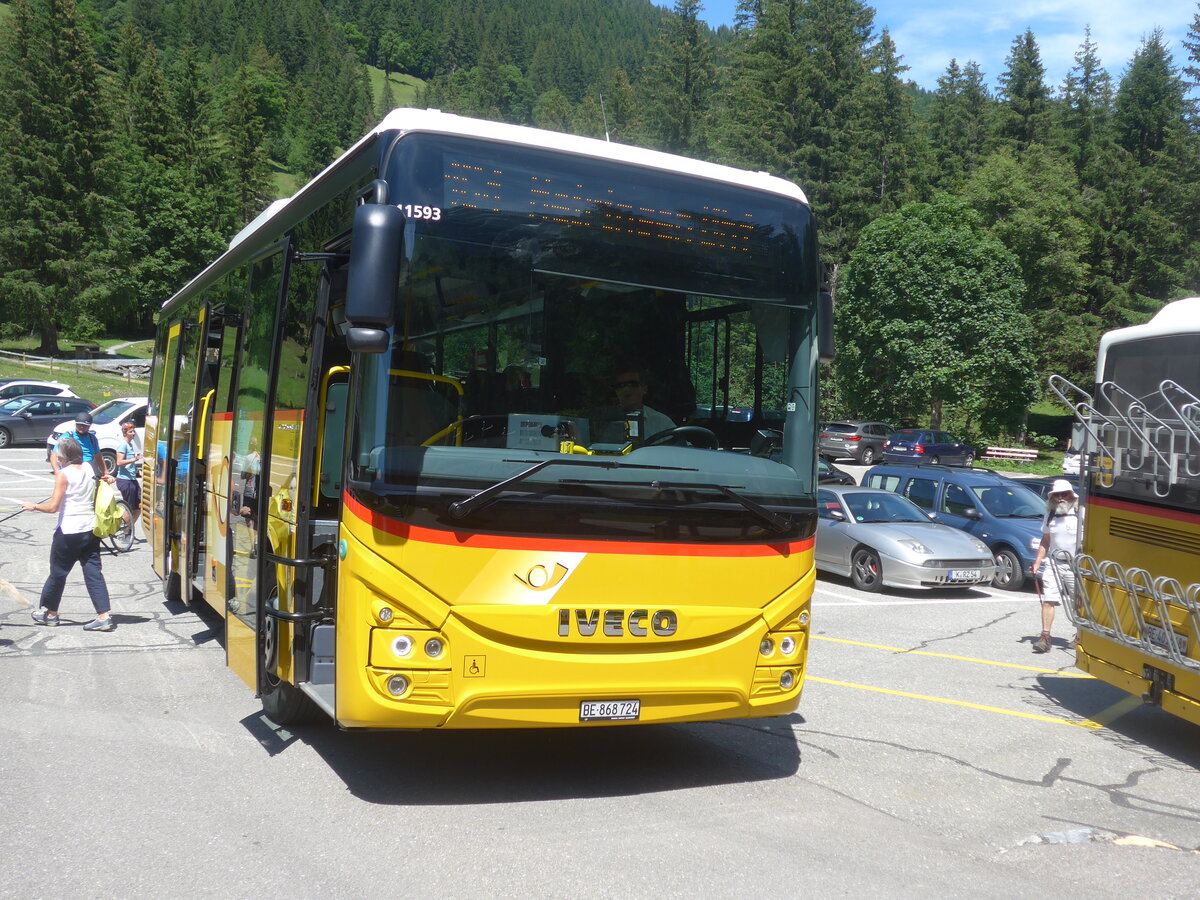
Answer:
[{"left": 259, "top": 594, "right": 322, "bottom": 727}]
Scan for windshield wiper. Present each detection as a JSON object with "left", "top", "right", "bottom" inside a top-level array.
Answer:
[
  {"left": 447, "top": 457, "right": 690, "bottom": 520},
  {"left": 649, "top": 481, "right": 793, "bottom": 534}
]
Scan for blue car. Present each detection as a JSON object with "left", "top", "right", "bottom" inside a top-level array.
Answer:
[
  {"left": 862, "top": 463, "right": 1045, "bottom": 590},
  {"left": 882, "top": 429, "right": 975, "bottom": 466}
]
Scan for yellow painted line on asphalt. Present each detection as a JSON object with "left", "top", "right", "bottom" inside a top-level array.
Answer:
[
  {"left": 812, "top": 635, "right": 1092, "bottom": 677},
  {"left": 809, "top": 676, "right": 1103, "bottom": 729},
  {"left": 1079, "top": 695, "right": 1143, "bottom": 729}
]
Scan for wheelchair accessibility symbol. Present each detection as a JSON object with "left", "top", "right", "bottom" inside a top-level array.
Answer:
[{"left": 464, "top": 655, "right": 486, "bottom": 678}]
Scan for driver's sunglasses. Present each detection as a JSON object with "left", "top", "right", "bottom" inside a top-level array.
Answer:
[{"left": 612, "top": 380, "right": 641, "bottom": 389}]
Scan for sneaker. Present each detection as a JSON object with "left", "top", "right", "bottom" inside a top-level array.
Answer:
[
  {"left": 1032, "top": 632, "right": 1051, "bottom": 653},
  {"left": 31, "top": 608, "right": 59, "bottom": 627},
  {"left": 83, "top": 617, "right": 115, "bottom": 632}
]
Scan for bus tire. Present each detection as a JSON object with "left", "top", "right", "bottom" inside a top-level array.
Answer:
[{"left": 259, "top": 598, "right": 322, "bottom": 726}]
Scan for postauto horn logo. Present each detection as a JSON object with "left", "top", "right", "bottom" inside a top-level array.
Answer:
[{"left": 558, "top": 608, "right": 678, "bottom": 638}]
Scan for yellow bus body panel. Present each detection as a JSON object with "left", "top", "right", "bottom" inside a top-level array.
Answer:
[
  {"left": 334, "top": 501, "right": 813, "bottom": 729},
  {"left": 1077, "top": 497, "right": 1200, "bottom": 725}
]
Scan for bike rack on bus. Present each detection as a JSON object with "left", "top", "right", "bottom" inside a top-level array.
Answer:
[
  {"left": 1158, "top": 379, "right": 1200, "bottom": 481},
  {"left": 1067, "top": 553, "right": 1200, "bottom": 673}
]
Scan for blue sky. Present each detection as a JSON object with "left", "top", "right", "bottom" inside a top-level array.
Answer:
[{"left": 668, "top": 1, "right": 1198, "bottom": 91}]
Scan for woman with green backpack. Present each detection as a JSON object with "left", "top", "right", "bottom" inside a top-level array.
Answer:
[{"left": 21, "top": 436, "right": 114, "bottom": 631}]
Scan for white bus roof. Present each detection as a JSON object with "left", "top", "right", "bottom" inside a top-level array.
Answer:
[
  {"left": 374, "top": 107, "right": 809, "bottom": 203},
  {"left": 1098, "top": 297, "right": 1200, "bottom": 369},
  {"left": 229, "top": 108, "right": 809, "bottom": 253}
]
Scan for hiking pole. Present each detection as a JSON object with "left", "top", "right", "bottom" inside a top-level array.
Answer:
[{"left": 0, "top": 497, "right": 51, "bottom": 525}]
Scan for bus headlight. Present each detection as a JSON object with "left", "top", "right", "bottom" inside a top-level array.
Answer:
[
  {"left": 424, "top": 637, "right": 445, "bottom": 658},
  {"left": 780, "top": 670, "right": 795, "bottom": 689},
  {"left": 799, "top": 611, "right": 809, "bottom": 625},
  {"left": 780, "top": 636, "right": 796, "bottom": 656},
  {"left": 391, "top": 635, "right": 414, "bottom": 658},
  {"left": 760, "top": 638, "right": 774, "bottom": 656},
  {"left": 386, "top": 674, "right": 410, "bottom": 697}
]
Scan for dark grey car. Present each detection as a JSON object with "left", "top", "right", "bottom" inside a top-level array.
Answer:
[
  {"left": 819, "top": 420, "right": 893, "bottom": 465},
  {"left": 0, "top": 395, "right": 95, "bottom": 447}
]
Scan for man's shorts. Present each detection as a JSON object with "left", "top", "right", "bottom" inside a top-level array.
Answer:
[{"left": 116, "top": 478, "right": 141, "bottom": 512}]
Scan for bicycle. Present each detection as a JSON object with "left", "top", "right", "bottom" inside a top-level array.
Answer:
[{"left": 104, "top": 499, "right": 135, "bottom": 554}]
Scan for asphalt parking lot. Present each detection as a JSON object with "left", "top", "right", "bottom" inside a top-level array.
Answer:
[{"left": 3, "top": 447, "right": 1198, "bottom": 898}]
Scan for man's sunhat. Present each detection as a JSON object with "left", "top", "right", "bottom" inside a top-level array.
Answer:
[{"left": 1049, "top": 479, "right": 1076, "bottom": 496}]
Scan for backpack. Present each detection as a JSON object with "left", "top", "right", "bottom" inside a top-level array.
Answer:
[{"left": 93, "top": 478, "right": 122, "bottom": 538}]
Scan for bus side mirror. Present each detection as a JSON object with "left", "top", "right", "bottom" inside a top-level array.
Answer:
[
  {"left": 345, "top": 203, "right": 404, "bottom": 353},
  {"left": 818, "top": 288, "right": 835, "bottom": 363}
]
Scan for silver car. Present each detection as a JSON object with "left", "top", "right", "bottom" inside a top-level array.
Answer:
[{"left": 816, "top": 486, "right": 996, "bottom": 592}]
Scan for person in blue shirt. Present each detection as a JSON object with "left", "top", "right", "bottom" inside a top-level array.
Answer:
[
  {"left": 52, "top": 412, "right": 111, "bottom": 479},
  {"left": 114, "top": 421, "right": 144, "bottom": 540}
]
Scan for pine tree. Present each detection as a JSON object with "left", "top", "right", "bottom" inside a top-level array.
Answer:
[
  {"left": 1115, "top": 29, "right": 1187, "bottom": 166},
  {"left": 0, "top": 0, "right": 119, "bottom": 351},
  {"left": 638, "top": 0, "right": 716, "bottom": 155},
  {"left": 838, "top": 29, "right": 923, "bottom": 225},
  {"left": 927, "top": 59, "right": 993, "bottom": 187},
  {"left": 997, "top": 29, "right": 1051, "bottom": 151},
  {"left": 222, "top": 66, "right": 274, "bottom": 227},
  {"left": 1058, "top": 28, "right": 1114, "bottom": 175}
]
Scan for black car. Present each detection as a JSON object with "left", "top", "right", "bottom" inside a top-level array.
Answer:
[
  {"left": 0, "top": 395, "right": 96, "bottom": 447},
  {"left": 819, "top": 420, "right": 893, "bottom": 465},
  {"left": 1018, "top": 474, "right": 1082, "bottom": 499},
  {"left": 818, "top": 457, "right": 855, "bottom": 485}
]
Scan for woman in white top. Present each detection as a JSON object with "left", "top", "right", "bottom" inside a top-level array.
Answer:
[{"left": 22, "top": 436, "right": 114, "bottom": 631}]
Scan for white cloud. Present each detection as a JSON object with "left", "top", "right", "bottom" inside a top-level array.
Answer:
[{"left": 870, "top": 0, "right": 1196, "bottom": 89}]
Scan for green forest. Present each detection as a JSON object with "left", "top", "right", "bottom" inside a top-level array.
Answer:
[{"left": 2, "top": 0, "right": 1199, "bottom": 438}]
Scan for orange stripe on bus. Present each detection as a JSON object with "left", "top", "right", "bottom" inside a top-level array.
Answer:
[
  {"left": 1090, "top": 493, "right": 1200, "bottom": 526},
  {"left": 342, "top": 491, "right": 812, "bottom": 557}
]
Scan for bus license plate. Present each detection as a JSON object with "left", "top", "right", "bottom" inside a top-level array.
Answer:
[
  {"left": 580, "top": 700, "right": 640, "bottom": 722},
  {"left": 1143, "top": 623, "right": 1189, "bottom": 655},
  {"left": 948, "top": 569, "right": 982, "bottom": 583}
]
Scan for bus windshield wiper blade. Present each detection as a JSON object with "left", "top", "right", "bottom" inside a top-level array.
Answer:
[
  {"left": 650, "top": 480, "right": 793, "bottom": 534},
  {"left": 447, "top": 457, "right": 680, "bottom": 519}
]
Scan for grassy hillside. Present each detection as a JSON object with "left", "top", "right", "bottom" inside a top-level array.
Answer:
[
  {"left": 268, "top": 67, "right": 425, "bottom": 199},
  {"left": 367, "top": 65, "right": 424, "bottom": 112}
]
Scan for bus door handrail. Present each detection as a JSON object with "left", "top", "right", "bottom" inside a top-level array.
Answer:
[{"left": 262, "top": 549, "right": 337, "bottom": 623}]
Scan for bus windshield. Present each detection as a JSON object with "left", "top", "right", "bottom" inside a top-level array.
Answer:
[{"left": 346, "top": 134, "right": 819, "bottom": 541}]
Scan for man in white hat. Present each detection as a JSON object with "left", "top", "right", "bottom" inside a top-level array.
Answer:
[{"left": 1030, "top": 479, "right": 1079, "bottom": 653}]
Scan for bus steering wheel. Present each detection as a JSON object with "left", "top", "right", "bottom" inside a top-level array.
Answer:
[{"left": 642, "top": 426, "right": 720, "bottom": 449}]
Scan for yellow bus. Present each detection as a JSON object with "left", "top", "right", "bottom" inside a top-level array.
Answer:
[
  {"left": 144, "top": 109, "right": 829, "bottom": 728},
  {"left": 1050, "top": 297, "right": 1200, "bottom": 725}
]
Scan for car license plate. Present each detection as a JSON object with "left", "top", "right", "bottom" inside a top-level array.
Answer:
[
  {"left": 580, "top": 699, "right": 640, "bottom": 721},
  {"left": 948, "top": 569, "right": 982, "bottom": 583},
  {"left": 1142, "top": 623, "right": 1189, "bottom": 655}
]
